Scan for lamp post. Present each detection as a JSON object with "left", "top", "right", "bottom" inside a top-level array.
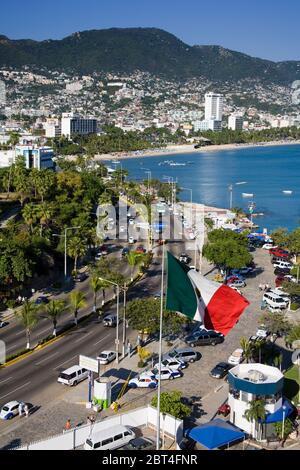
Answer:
[
  {"left": 98, "top": 277, "right": 127, "bottom": 363},
  {"left": 181, "top": 187, "right": 197, "bottom": 266},
  {"left": 228, "top": 184, "right": 233, "bottom": 210},
  {"left": 282, "top": 404, "right": 287, "bottom": 440},
  {"left": 52, "top": 226, "right": 81, "bottom": 278},
  {"left": 141, "top": 168, "right": 152, "bottom": 194}
]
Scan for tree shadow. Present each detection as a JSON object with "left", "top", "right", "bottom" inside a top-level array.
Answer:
[{"left": 0, "top": 438, "right": 22, "bottom": 450}]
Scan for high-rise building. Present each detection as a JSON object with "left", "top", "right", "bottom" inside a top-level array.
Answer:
[
  {"left": 228, "top": 115, "right": 244, "bottom": 131},
  {"left": 61, "top": 112, "right": 98, "bottom": 138},
  {"left": 0, "top": 80, "right": 6, "bottom": 109},
  {"left": 204, "top": 92, "right": 223, "bottom": 121},
  {"left": 15, "top": 145, "right": 55, "bottom": 170}
]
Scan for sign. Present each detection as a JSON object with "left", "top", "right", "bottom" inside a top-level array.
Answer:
[
  {"left": 79, "top": 355, "right": 99, "bottom": 373},
  {"left": 292, "top": 349, "right": 300, "bottom": 364}
]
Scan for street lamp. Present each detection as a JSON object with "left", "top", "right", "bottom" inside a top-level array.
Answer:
[
  {"left": 181, "top": 187, "right": 198, "bottom": 267},
  {"left": 282, "top": 404, "right": 287, "bottom": 440},
  {"left": 141, "top": 168, "right": 152, "bottom": 194},
  {"left": 98, "top": 277, "right": 127, "bottom": 363},
  {"left": 52, "top": 226, "right": 81, "bottom": 278}
]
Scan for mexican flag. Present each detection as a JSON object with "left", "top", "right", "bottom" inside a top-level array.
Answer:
[{"left": 166, "top": 252, "right": 249, "bottom": 335}]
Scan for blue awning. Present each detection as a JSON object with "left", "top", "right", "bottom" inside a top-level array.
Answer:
[
  {"left": 184, "top": 419, "right": 246, "bottom": 450},
  {"left": 262, "top": 399, "right": 294, "bottom": 424}
]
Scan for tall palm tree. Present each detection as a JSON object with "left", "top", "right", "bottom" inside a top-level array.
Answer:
[
  {"left": 37, "top": 203, "right": 52, "bottom": 237},
  {"left": 14, "top": 300, "right": 39, "bottom": 349},
  {"left": 69, "top": 290, "right": 87, "bottom": 325},
  {"left": 90, "top": 277, "right": 102, "bottom": 312},
  {"left": 44, "top": 299, "right": 65, "bottom": 336},
  {"left": 22, "top": 203, "right": 39, "bottom": 234},
  {"left": 67, "top": 236, "right": 87, "bottom": 273},
  {"left": 244, "top": 399, "right": 266, "bottom": 440},
  {"left": 126, "top": 251, "right": 144, "bottom": 281},
  {"left": 240, "top": 336, "right": 253, "bottom": 363}
]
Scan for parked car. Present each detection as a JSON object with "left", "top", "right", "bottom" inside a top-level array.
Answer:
[
  {"left": 57, "top": 365, "right": 88, "bottom": 386},
  {"left": 155, "top": 357, "right": 186, "bottom": 371},
  {"left": 256, "top": 325, "right": 269, "bottom": 338},
  {"left": 128, "top": 236, "right": 135, "bottom": 244},
  {"left": 128, "top": 374, "right": 158, "bottom": 389},
  {"left": 128, "top": 218, "right": 134, "bottom": 225},
  {"left": 179, "top": 253, "right": 190, "bottom": 264},
  {"left": 228, "top": 348, "right": 244, "bottom": 365},
  {"left": 135, "top": 245, "right": 146, "bottom": 254},
  {"left": 227, "top": 280, "right": 246, "bottom": 288},
  {"left": 262, "top": 243, "right": 275, "bottom": 250},
  {"left": 165, "top": 347, "right": 199, "bottom": 364},
  {"left": 121, "top": 247, "right": 130, "bottom": 257},
  {"left": 0, "top": 320, "right": 8, "bottom": 328},
  {"left": 119, "top": 225, "right": 126, "bottom": 233},
  {"left": 73, "top": 272, "right": 88, "bottom": 283},
  {"left": 231, "top": 267, "right": 253, "bottom": 276},
  {"left": 145, "top": 367, "right": 182, "bottom": 381},
  {"left": 210, "top": 362, "right": 232, "bottom": 379},
  {"left": 35, "top": 296, "right": 49, "bottom": 305},
  {"left": 184, "top": 330, "right": 224, "bottom": 347},
  {"left": 269, "top": 248, "right": 290, "bottom": 258},
  {"left": 273, "top": 260, "right": 292, "bottom": 269},
  {"left": 0, "top": 401, "right": 33, "bottom": 420},
  {"left": 274, "top": 267, "right": 291, "bottom": 276},
  {"left": 217, "top": 403, "right": 230, "bottom": 417},
  {"left": 119, "top": 437, "right": 155, "bottom": 451},
  {"left": 97, "top": 350, "right": 117, "bottom": 365},
  {"left": 263, "top": 292, "right": 289, "bottom": 309}
]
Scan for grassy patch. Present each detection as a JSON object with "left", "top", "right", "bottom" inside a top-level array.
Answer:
[{"left": 284, "top": 366, "right": 300, "bottom": 405}]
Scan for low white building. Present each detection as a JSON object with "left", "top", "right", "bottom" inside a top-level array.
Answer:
[
  {"left": 193, "top": 119, "right": 222, "bottom": 132},
  {"left": 228, "top": 363, "right": 293, "bottom": 441},
  {"left": 0, "top": 149, "right": 15, "bottom": 168},
  {"left": 228, "top": 115, "right": 244, "bottom": 131}
]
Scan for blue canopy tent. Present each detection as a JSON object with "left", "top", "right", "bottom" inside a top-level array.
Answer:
[
  {"left": 261, "top": 399, "right": 294, "bottom": 424},
  {"left": 184, "top": 419, "right": 246, "bottom": 450}
]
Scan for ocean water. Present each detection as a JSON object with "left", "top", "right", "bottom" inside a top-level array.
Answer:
[{"left": 116, "top": 144, "right": 300, "bottom": 232}]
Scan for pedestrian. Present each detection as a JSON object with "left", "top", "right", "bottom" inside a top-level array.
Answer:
[
  {"left": 137, "top": 334, "right": 142, "bottom": 347},
  {"left": 127, "top": 341, "right": 132, "bottom": 357},
  {"left": 18, "top": 402, "right": 24, "bottom": 417},
  {"left": 64, "top": 419, "right": 71, "bottom": 433},
  {"left": 24, "top": 403, "right": 29, "bottom": 418},
  {"left": 259, "top": 283, "right": 263, "bottom": 291}
]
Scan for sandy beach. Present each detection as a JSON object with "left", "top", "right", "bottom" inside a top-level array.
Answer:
[{"left": 92, "top": 140, "right": 300, "bottom": 161}]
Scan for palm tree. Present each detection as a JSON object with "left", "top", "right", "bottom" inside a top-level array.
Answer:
[
  {"left": 14, "top": 300, "right": 39, "bottom": 349},
  {"left": 22, "top": 203, "right": 39, "bottom": 234},
  {"left": 44, "top": 299, "right": 65, "bottom": 336},
  {"left": 67, "top": 236, "right": 87, "bottom": 273},
  {"left": 37, "top": 203, "right": 52, "bottom": 237},
  {"left": 69, "top": 290, "right": 87, "bottom": 325},
  {"left": 287, "top": 324, "right": 300, "bottom": 346},
  {"left": 244, "top": 399, "right": 266, "bottom": 439},
  {"left": 126, "top": 251, "right": 144, "bottom": 282},
  {"left": 239, "top": 336, "right": 253, "bottom": 363},
  {"left": 90, "top": 277, "right": 102, "bottom": 312}
]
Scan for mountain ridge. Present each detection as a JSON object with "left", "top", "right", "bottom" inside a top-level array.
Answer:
[{"left": 0, "top": 27, "right": 299, "bottom": 83}]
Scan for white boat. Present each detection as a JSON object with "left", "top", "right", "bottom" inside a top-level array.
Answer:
[
  {"left": 242, "top": 193, "right": 254, "bottom": 198},
  {"left": 236, "top": 181, "right": 247, "bottom": 185},
  {"left": 282, "top": 190, "right": 293, "bottom": 194},
  {"left": 169, "top": 162, "right": 186, "bottom": 166},
  {"left": 112, "top": 160, "right": 120, "bottom": 164}
]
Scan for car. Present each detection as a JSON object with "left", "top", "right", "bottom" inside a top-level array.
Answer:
[
  {"left": 255, "top": 325, "right": 269, "bottom": 338},
  {"left": 0, "top": 320, "right": 8, "bottom": 328},
  {"left": 228, "top": 348, "right": 244, "bottom": 365},
  {"left": 227, "top": 274, "right": 245, "bottom": 283},
  {"left": 274, "top": 267, "right": 291, "bottom": 275},
  {"left": 263, "top": 243, "right": 275, "bottom": 250},
  {"left": 145, "top": 367, "right": 182, "bottom": 381},
  {"left": 230, "top": 286, "right": 242, "bottom": 295},
  {"left": 228, "top": 280, "right": 246, "bottom": 288},
  {"left": 164, "top": 347, "right": 199, "bottom": 364},
  {"left": 249, "top": 335, "right": 266, "bottom": 345},
  {"left": 34, "top": 296, "right": 49, "bottom": 305},
  {"left": 135, "top": 245, "right": 146, "bottom": 254},
  {"left": 270, "top": 288, "right": 290, "bottom": 300},
  {"left": 184, "top": 330, "right": 224, "bottom": 347},
  {"left": 0, "top": 401, "right": 32, "bottom": 420},
  {"left": 103, "top": 314, "right": 120, "bottom": 327},
  {"left": 128, "top": 236, "right": 135, "bottom": 244},
  {"left": 128, "top": 218, "right": 135, "bottom": 225},
  {"left": 119, "top": 437, "right": 155, "bottom": 451},
  {"left": 128, "top": 375, "right": 158, "bottom": 389},
  {"left": 179, "top": 253, "right": 190, "bottom": 264},
  {"left": 273, "top": 260, "right": 292, "bottom": 269},
  {"left": 217, "top": 403, "right": 230, "bottom": 417},
  {"left": 210, "top": 362, "right": 232, "bottom": 379},
  {"left": 153, "top": 291, "right": 165, "bottom": 299},
  {"left": 119, "top": 225, "right": 126, "bottom": 233},
  {"left": 231, "top": 268, "right": 252, "bottom": 276},
  {"left": 73, "top": 272, "right": 88, "bottom": 283},
  {"left": 154, "top": 357, "right": 186, "bottom": 371},
  {"left": 269, "top": 249, "right": 290, "bottom": 258},
  {"left": 97, "top": 350, "right": 116, "bottom": 365}
]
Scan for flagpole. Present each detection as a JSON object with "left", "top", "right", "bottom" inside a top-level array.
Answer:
[{"left": 156, "top": 241, "right": 165, "bottom": 450}]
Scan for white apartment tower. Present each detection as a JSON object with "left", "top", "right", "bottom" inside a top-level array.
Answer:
[
  {"left": 205, "top": 92, "right": 223, "bottom": 121},
  {"left": 228, "top": 115, "right": 244, "bottom": 131}
]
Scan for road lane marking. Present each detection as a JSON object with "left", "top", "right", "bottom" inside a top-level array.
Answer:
[
  {"left": 93, "top": 334, "right": 111, "bottom": 346},
  {"left": 15, "top": 330, "right": 25, "bottom": 336},
  {"left": 74, "top": 331, "right": 94, "bottom": 344},
  {"left": 35, "top": 327, "right": 52, "bottom": 336},
  {"left": 35, "top": 352, "right": 59, "bottom": 366},
  {"left": 0, "top": 382, "right": 31, "bottom": 400},
  {"left": 0, "top": 377, "right": 13, "bottom": 386},
  {"left": 54, "top": 355, "right": 78, "bottom": 370}
]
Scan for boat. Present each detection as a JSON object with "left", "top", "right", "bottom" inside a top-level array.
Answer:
[
  {"left": 169, "top": 162, "right": 186, "bottom": 166},
  {"left": 112, "top": 160, "right": 120, "bottom": 164},
  {"left": 282, "top": 190, "right": 293, "bottom": 194},
  {"left": 236, "top": 181, "right": 247, "bottom": 185},
  {"left": 242, "top": 193, "right": 254, "bottom": 198}
]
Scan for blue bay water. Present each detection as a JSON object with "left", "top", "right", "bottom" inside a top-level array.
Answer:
[{"left": 117, "top": 144, "right": 300, "bottom": 232}]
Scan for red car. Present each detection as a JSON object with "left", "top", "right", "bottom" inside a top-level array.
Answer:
[
  {"left": 275, "top": 275, "right": 293, "bottom": 287},
  {"left": 135, "top": 245, "right": 146, "bottom": 254},
  {"left": 269, "top": 248, "right": 290, "bottom": 258},
  {"left": 217, "top": 404, "right": 230, "bottom": 417}
]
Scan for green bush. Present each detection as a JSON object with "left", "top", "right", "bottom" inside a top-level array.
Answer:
[{"left": 290, "top": 302, "right": 299, "bottom": 311}]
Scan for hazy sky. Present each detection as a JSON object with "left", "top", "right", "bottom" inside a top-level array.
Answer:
[{"left": 1, "top": 0, "right": 300, "bottom": 61}]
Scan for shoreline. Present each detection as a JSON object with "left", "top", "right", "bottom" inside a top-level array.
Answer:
[{"left": 93, "top": 139, "right": 300, "bottom": 161}]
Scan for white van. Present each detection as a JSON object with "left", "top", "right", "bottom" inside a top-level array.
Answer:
[
  {"left": 84, "top": 425, "right": 135, "bottom": 450},
  {"left": 273, "top": 260, "right": 292, "bottom": 269},
  {"left": 57, "top": 365, "right": 89, "bottom": 386},
  {"left": 263, "top": 292, "right": 288, "bottom": 309}
]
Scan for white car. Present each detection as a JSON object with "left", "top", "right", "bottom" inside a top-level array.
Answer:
[
  {"left": 129, "top": 219, "right": 134, "bottom": 225},
  {"left": 0, "top": 401, "right": 21, "bottom": 420},
  {"left": 145, "top": 367, "right": 182, "bottom": 381},
  {"left": 128, "top": 236, "right": 135, "bottom": 244},
  {"left": 256, "top": 326, "right": 269, "bottom": 338},
  {"left": 262, "top": 243, "right": 275, "bottom": 250},
  {"left": 119, "top": 225, "right": 126, "bottom": 233},
  {"left": 270, "top": 288, "right": 290, "bottom": 300},
  {"left": 228, "top": 348, "right": 244, "bottom": 365},
  {"left": 128, "top": 375, "right": 158, "bottom": 389},
  {"left": 97, "top": 350, "right": 116, "bottom": 365},
  {"left": 154, "top": 358, "right": 186, "bottom": 371},
  {"left": 228, "top": 280, "right": 246, "bottom": 288},
  {"left": 0, "top": 321, "right": 8, "bottom": 328}
]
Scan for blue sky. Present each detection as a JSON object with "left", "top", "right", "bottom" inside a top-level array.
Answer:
[{"left": 1, "top": 0, "right": 300, "bottom": 61}]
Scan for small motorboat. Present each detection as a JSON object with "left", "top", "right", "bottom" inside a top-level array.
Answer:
[
  {"left": 236, "top": 181, "right": 247, "bottom": 185},
  {"left": 242, "top": 193, "right": 254, "bottom": 198},
  {"left": 282, "top": 190, "right": 293, "bottom": 194}
]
